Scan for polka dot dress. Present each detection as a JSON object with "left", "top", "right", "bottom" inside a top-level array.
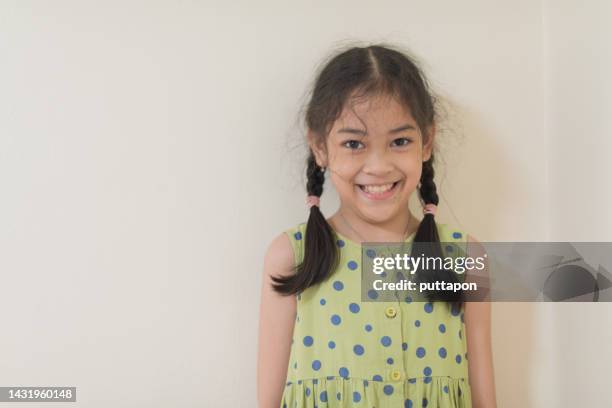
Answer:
[{"left": 280, "top": 222, "right": 472, "bottom": 408}]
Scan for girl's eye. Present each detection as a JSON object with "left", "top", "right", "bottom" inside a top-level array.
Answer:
[
  {"left": 392, "top": 137, "right": 413, "bottom": 147},
  {"left": 342, "top": 140, "right": 365, "bottom": 150}
]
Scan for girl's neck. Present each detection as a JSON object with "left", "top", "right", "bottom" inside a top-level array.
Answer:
[{"left": 327, "top": 209, "right": 418, "bottom": 244}]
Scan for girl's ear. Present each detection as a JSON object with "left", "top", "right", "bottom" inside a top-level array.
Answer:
[
  {"left": 307, "top": 129, "right": 328, "bottom": 167},
  {"left": 422, "top": 122, "right": 436, "bottom": 162}
]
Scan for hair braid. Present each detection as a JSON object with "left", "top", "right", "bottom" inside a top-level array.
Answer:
[
  {"left": 413, "top": 153, "right": 464, "bottom": 304},
  {"left": 419, "top": 156, "right": 439, "bottom": 206},
  {"left": 306, "top": 154, "right": 325, "bottom": 197},
  {"left": 271, "top": 152, "right": 339, "bottom": 295}
]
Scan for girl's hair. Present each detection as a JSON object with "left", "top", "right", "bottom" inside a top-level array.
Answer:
[{"left": 272, "top": 44, "right": 464, "bottom": 307}]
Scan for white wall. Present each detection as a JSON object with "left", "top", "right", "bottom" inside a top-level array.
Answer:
[{"left": 0, "top": 1, "right": 608, "bottom": 406}]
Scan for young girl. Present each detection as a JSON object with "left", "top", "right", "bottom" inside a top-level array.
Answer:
[{"left": 257, "top": 44, "right": 497, "bottom": 408}]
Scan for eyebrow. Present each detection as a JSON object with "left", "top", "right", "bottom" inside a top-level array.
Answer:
[{"left": 337, "top": 123, "right": 417, "bottom": 136}]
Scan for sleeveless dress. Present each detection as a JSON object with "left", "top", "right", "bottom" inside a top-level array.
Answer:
[{"left": 280, "top": 222, "right": 472, "bottom": 408}]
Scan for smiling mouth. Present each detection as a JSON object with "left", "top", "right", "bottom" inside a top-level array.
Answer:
[{"left": 357, "top": 181, "right": 401, "bottom": 194}]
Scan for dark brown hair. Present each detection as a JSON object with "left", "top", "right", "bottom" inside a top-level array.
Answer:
[{"left": 271, "top": 44, "right": 464, "bottom": 306}]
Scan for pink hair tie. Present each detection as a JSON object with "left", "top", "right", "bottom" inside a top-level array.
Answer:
[
  {"left": 423, "top": 203, "right": 437, "bottom": 216},
  {"left": 306, "top": 195, "right": 320, "bottom": 209}
]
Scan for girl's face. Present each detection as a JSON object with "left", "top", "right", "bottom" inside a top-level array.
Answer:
[{"left": 310, "top": 93, "right": 434, "bottom": 225}]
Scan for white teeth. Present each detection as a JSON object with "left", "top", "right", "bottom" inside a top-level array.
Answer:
[{"left": 361, "top": 183, "right": 395, "bottom": 193}]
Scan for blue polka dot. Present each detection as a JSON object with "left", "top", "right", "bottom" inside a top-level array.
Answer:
[
  {"left": 353, "top": 391, "right": 361, "bottom": 402},
  {"left": 416, "top": 347, "right": 426, "bottom": 358},
  {"left": 415, "top": 320, "right": 421, "bottom": 327},
  {"left": 320, "top": 391, "right": 328, "bottom": 402},
  {"left": 424, "top": 302, "right": 434, "bottom": 313},
  {"left": 337, "top": 239, "right": 345, "bottom": 248},
  {"left": 402, "top": 342, "right": 408, "bottom": 351},
  {"left": 443, "top": 386, "right": 449, "bottom": 394},
  {"left": 386, "top": 357, "right": 394, "bottom": 365},
  {"left": 405, "top": 399, "right": 413, "bottom": 408},
  {"left": 331, "top": 314, "right": 342, "bottom": 325},
  {"left": 294, "top": 231, "right": 302, "bottom": 240},
  {"left": 456, "top": 354, "right": 462, "bottom": 364},
  {"left": 438, "top": 323, "right": 446, "bottom": 333},
  {"left": 423, "top": 397, "right": 429, "bottom": 407},
  {"left": 438, "top": 347, "right": 447, "bottom": 358},
  {"left": 328, "top": 341, "right": 336, "bottom": 349},
  {"left": 451, "top": 303, "right": 461, "bottom": 316},
  {"left": 404, "top": 295, "right": 413, "bottom": 303},
  {"left": 306, "top": 387, "right": 311, "bottom": 397},
  {"left": 423, "top": 366, "right": 432, "bottom": 376},
  {"left": 366, "top": 249, "right": 376, "bottom": 258},
  {"left": 339, "top": 367, "right": 349, "bottom": 378},
  {"left": 320, "top": 298, "right": 326, "bottom": 305},
  {"left": 312, "top": 360, "right": 321, "bottom": 370},
  {"left": 372, "top": 375, "right": 383, "bottom": 382},
  {"left": 424, "top": 376, "right": 432, "bottom": 384},
  {"left": 380, "top": 336, "right": 392, "bottom": 347},
  {"left": 303, "top": 336, "right": 313, "bottom": 347},
  {"left": 353, "top": 344, "right": 365, "bottom": 356},
  {"left": 333, "top": 281, "right": 344, "bottom": 291},
  {"left": 383, "top": 385, "right": 394, "bottom": 395},
  {"left": 365, "top": 324, "right": 373, "bottom": 332},
  {"left": 452, "top": 231, "right": 462, "bottom": 239},
  {"left": 349, "top": 303, "right": 360, "bottom": 313},
  {"left": 348, "top": 260, "right": 358, "bottom": 270},
  {"left": 368, "top": 289, "right": 379, "bottom": 299}
]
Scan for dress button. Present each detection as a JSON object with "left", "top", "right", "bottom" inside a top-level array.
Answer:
[
  {"left": 385, "top": 306, "right": 397, "bottom": 318},
  {"left": 391, "top": 370, "right": 402, "bottom": 381}
]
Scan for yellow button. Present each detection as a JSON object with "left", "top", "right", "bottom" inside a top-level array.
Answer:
[
  {"left": 391, "top": 370, "right": 402, "bottom": 381},
  {"left": 385, "top": 306, "right": 397, "bottom": 318}
]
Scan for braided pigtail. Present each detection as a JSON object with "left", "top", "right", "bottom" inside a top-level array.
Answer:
[
  {"left": 270, "top": 153, "right": 339, "bottom": 295},
  {"left": 412, "top": 154, "right": 464, "bottom": 305}
]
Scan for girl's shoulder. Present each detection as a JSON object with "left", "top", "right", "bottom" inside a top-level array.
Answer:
[
  {"left": 283, "top": 221, "right": 307, "bottom": 241},
  {"left": 436, "top": 222, "right": 469, "bottom": 243},
  {"left": 282, "top": 222, "right": 308, "bottom": 268},
  {"left": 435, "top": 222, "right": 477, "bottom": 263},
  {"left": 263, "top": 227, "right": 299, "bottom": 281}
]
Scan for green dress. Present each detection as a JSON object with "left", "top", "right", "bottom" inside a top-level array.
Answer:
[{"left": 280, "top": 222, "right": 472, "bottom": 408}]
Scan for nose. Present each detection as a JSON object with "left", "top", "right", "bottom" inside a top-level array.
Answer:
[{"left": 362, "top": 148, "right": 394, "bottom": 176}]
